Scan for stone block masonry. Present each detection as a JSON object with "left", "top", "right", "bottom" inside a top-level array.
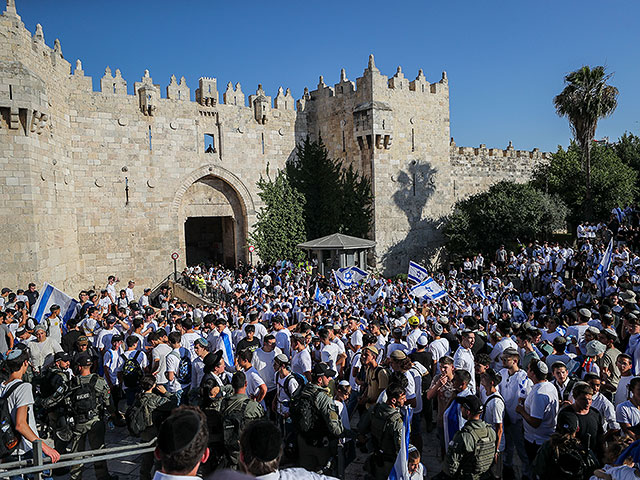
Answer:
[{"left": 0, "top": 1, "right": 548, "bottom": 292}]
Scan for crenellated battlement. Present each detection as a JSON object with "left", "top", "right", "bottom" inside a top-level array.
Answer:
[{"left": 449, "top": 137, "right": 551, "bottom": 161}]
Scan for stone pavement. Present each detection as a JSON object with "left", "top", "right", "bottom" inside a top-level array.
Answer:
[{"left": 52, "top": 418, "right": 444, "bottom": 480}]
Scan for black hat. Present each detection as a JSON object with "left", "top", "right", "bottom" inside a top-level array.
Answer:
[
  {"left": 312, "top": 362, "right": 336, "bottom": 378},
  {"left": 54, "top": 352, "right": 70, "bottom": 362},
  {"left": 457, "top": 395, "right": 483, "bottom": 415},
  {"left": 75, "top": 352, "right": 93, "bottom": 366},
  {"left": 203, "top": 350, "right": 223, "bottom": 371},
  {"left": 111, "top": 334, "right": 124, "bottom": 343},
  {"left": 158, "top": 408, "right": 205, "bottom": 455}
]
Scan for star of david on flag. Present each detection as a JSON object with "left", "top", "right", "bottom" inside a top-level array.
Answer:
[
  {"left": 409, "top": 277, "right": 446, "bottom": 300},
  {"left": 334, "top": 266, "right": 368, "bottom": 290},
  {"left": 407, "top": 261, "right": 429, "bottom": 284}
]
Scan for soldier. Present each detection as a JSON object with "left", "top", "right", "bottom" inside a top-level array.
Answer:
[
  {"left": 66, "top": 352, "right": 118, "bottom": 480},
  {"left": 440, "top": 395, "right": 497, "bottom": 480},
  {"left": 39, "top": 352, "right": 74, "bottom": 454},
  {"left": 292, "top": 362, "right": 344, "bottom": 473},
  {"left": 218, "top": 370, "right": 265, "bottom": 468},
  {"left": 358, "top": 383, "right": 406, "bottom": 480}
]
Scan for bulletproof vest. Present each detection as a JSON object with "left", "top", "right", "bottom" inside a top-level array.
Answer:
[
  {"left": 370, "top": 404, "right": 402, "bottom": 461},
  {"left": 458, "top": 420, "right": 496, "bottom": 476},
  {"left": 69, "top": 375, "right": 100, "bottom": 422}
]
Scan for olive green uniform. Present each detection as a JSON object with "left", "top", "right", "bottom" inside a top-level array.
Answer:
[
  {"left": 41, "top": 368, "right": 73, "bottom": 454},
  {"left": 67, "top": 373, "right": 114, "bottom": 480},
  {"left": 219, "top": 393, "right": 265, "bottom": 468},
  {"left": 358, "top": 403, "right": 403, "bottom": 480},
  {"left": 138, "top": 391, "right": 178, "bottom": 480},
  {"left": 296, "top": 383, "right": 344, "bottom": 473},
  {"left": 443, "top": 418, "right": 497, "bottom": 480}
]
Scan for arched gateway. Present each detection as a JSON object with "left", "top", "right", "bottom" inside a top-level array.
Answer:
[{"left": 174, "top": 166, "right": 255, "bottom": 268}]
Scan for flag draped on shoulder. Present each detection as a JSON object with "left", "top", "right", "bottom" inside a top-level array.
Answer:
[
  {"left": 409, "top": 277, "right": 446, "bottom": 300},
  {"left": 388, "top": 407, "right": 413, "bottom": 480},
  {"left": 471, "top": 280, "right": 486, "bottom": 299},
  {"left": 31, "top": 283, "right": 79, "bottom": 324},
  {"left": 334, "top": 266, "right": 368, "bottom": 290},
  {"left": 407, "top": 261, "right": 429, "bottom": 284}
]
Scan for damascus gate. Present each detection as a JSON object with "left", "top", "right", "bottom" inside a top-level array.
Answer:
[{"left": 0, "top": 0, "right": 549, "bottom": 291}]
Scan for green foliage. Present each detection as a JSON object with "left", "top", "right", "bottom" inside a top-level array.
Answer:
[
  {"left": 531, "top": 141, "right": 637, "bottom": 226},
  {"left": 444, "top": 181, "right": 568, "bottom": 259},
  {"left": 616, "top": 132, "right": 640, "bottom": 192},
  {"left": 287, "top": 137, "right": 373, "bottom": 239},
  {"left": 250, "top": 166, "right": 306, "bottom": 264}
]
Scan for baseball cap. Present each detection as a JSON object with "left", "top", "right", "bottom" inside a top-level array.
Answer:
[
  {"left": 312, "top": 362, "right": 336, "bottom": 378},
  {"left": 54, "top": 352, "right": 70, "bottom": 362},
  {"left": 75, "top": 352, "right": 93, "bottom": 366},
  {"left": 456, "top": 395, "right": 483, "bottom": 415}
]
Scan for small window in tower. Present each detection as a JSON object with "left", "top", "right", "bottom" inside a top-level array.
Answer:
[
  {"left": 148, "top": 125, "right": 152, "bottom": 151},
  {"left": 204, "top": 134, "right": 216, "bottom": 154},
  {"left": 261, "top": 132, "right": 265, "bottom": 155},
  {"left": 411, "top": 128, "right": 415, "bottom": 152}
]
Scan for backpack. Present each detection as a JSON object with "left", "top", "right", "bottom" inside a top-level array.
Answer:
[
  {"left": 554, "top": 440, "right": 598, "bottom": 480},
  {"left": 170, "top": 350, "right": 192, "bottom": 385},
  {"left": 462, "top": 422, "right": 496, "bottom": 476},
  {"left": 283, "top": 372, "right": 307, "bottom": 399},
  {"left": 121, "top": 351, "right": 144, "bottom": 389},
  {"left": 125, "top": 394, "right": 153, "bottom": 437},
  {"left": 289, "top": 384, "right": 320, "bottom": 434},
  {"left": 69, "top": 375, "right": 100, "bottom": 420},
  {"left": 0, "top": 381, "right": 24, "bottom": 459},
  {"left": 221, "top": 397, "right": 250, "bottom": 452}
]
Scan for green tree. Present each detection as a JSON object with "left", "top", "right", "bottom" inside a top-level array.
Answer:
[
  {"left": 288, "top": 137, "right": 373, "bottom": 239},
  {"left": 531, "top": 142, "right": 637, "bottom": 227},
  {"left": 443, "top": 181, "right": 567, "bottom": 259},
  {"left": 250, "top": 167, "right": 306, "bottom": 264},
  {"left": 615, "top": 132, "right": 640, "bottom": 194},
  {"left": 553, "top": 66, "right": 619, "bottom": 217}
]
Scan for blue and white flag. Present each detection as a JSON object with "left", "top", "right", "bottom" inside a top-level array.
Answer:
[
  {"left": 334, "top": 266, "right": 368, "bottom": 290},
  {"left": 388, "top": 407, "right": 413, "bottom": 480},
  {"left": 251, "top": 278, "right": 260, "bottom": 294},
  {"left": 408, "top": 261, "right": 429, "bottom": 284},
  {"left": 596, "top": 239, "right": 614, "bottom": 276},
  {"left": 410, "top": 277, "right": 446, "bottom": 300},
  {"left": 513, "top": 306, "right": 527, "bottom": 322},
  {"left": 369, "top": 284, "right": 385, "bottom": 303},
  {"left": 613, "top": 207, "right": 625, "bottom": 223},
  {"left": 31, "top": 283, "right": 79, "bottom": 325},
  {"left": 314, "top": 284, "right": 329, "bottom": 306},
  {"left": 472, "top": 280, "right": 486, "bottom": 299}
]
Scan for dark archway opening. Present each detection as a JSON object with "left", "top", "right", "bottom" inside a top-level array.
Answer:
[{"left": 184, "top": 216, "right": 235, "bottom": 267}]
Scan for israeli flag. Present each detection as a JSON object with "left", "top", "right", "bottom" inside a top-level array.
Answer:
[
  {"left": 369, "top": 284, "right": 385, "bottom": 303},
  {"left": 472, "top": 280, "right": 486, "bottom": 299},
  {"left": 613, "top": 207, "right": 625, "bottom": 223},
  {"left": 596, "top": 239, "right": 614, "bottom": 276},
  {"left": 31, "top": 283, "right": 79, "bottom": 325},
  {"left": 408, "top": 261, "right": 429, "bottom": 284},
  {"left": 388, "top": 407, "right": 413, "bottom": 480},
  {"left": 410, "top": 277, "right": 446, "bottom": 300},
  {"left": 314, "top": 284, "right": 328, "bottom": 306},
  {"left": 513, "top": 306, "right": 527, "bottom": 322},
  {"left": 251, "top": 278, "right": 260, "bottom": 294},
  {"left": 334, "top": 266, "right": 368, "bottom": 290}
]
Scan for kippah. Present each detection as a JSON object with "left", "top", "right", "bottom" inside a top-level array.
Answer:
[
  {"left": 158, "top": 409, "right": 202, "bottom": 454},
  {"left": 246, "top": 421, "right": 282, "bottom": 462}
]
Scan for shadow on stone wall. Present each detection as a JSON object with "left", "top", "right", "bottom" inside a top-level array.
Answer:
[{"left": 381, "top": 160, "right": 444, "bottom": 275}]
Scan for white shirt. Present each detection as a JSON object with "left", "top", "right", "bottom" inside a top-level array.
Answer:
[
  {"left": 320, "top": 342, "right": 341, "bottom": 374},
  {"left": 253, "top": 348, "right": 282, "bottom": 391},
  {"left": 616, "top": 400, "right": 640, "bottom": 428},
  {"left": 483, "top": 392, "right": 506, "bottom": 451},
  {"left": 0, "top": 379, "right": 38, "bottom": 455},
  {"left": 275, "top": 373, "right": 299, "bottom": 416},
  {"left": 152, "top": 343, "right": 172, "bottom": 384},
  {"left": 615, "top": 376, "right": 634, "bottom": 406},
  {"left": 104, "top": 348, "right": 125, "bottom": 385},
  {"left": 181, "top": 331, "right": 202, "bottom": 361},
  {"left": 454, "top": 346, "right": 476, "bottom": 394},
  {"left": 498, "top": 368, "right": 532, "bottom": 423},
  {"left": 244, "top": 365, "right": 266, "bottom": 399},
  {"left": 592, "top": 391, "right": 619, "bottom": 432},
  {"left": 292, "top": 348, "right": 312, "bottom": 376},
  {"left": 523, "top": 381, "right": 559, "bottom": 444}
]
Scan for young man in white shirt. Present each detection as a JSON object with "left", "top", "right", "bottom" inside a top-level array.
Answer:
[
  {"left": 166, "top": 331, "right": 190, "bottom": 404},
  {"left": 252, "top": 334, "right": 281, "bottom": 417},
  {"left": 616, "top": 376, "right": 640, "bottom": 438},
  {"left": 151, "top": 330, "right": 172, "bottom": 388},
  {"left": 104, "top": 334, "right": 125, "bottom": 416},
  {"left": 236, "top": 348, "right": 267, "bottom": 405},
  {"left": 291, "top": 333, "right": 312, "bottom": 382},
  {"left": 0, "top": 349, "right": 60, "bottom": 463},
  {"left": 454, "top": 330, "right": 476, "bottom": 394},
  {"left": 121, "top": 335, "right": 148, "bottom": 405}
]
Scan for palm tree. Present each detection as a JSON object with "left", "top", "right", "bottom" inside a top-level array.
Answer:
[{"left": 554, "top": 66, "right": 618, "bottom": 218}]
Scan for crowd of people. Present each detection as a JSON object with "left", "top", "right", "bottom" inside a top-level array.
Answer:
[{"left": 3, "top": 212, "right": 640, "bottom": 479}]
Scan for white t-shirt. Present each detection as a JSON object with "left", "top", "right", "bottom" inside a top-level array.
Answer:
[
  {"left": 483, "top": 393, "right": 506, "bottom": 451},
  {"left": 616, "top": 400, "right": 640, "bottom": 428},
  {"left": 166, "top": 347, "right": 190, "bottom": 392},
  {"left": 181, "top": 331, "right": 202, "bottom": 361},
  {"left": 103, "top": 348, "right": 124, "bottom": 385},
  {"left": 244, "top": 365, "right": 266, "bottom": 399},
  {"left": 320, "top": 343, "right": 341, "bottom": 373},
  {"left": 275, "top": 373, "right": 299, "bottom": 415},
  {"left": 523, "top": 381, "right": 559, "bottom": 444},
  {"left": 0, "top": 379, "right": 38, "bottom": 455},
  {"left": 253, "top": 348, "right": 282, "bottom": 391},
  {"left": 454, "top": 346, "right": 476, "bottom": 394},
  {"left": 292, "top": 348, "right": 312, "bottom": 376},
  {"left": 615, "top": 376, "right": 634, "bottom": 406},
  {"left": 152, "top": 343, "right": 172, "bottom": 384},
  {"left": 122, "top": 349, "right": 149, "bottom": 390}
]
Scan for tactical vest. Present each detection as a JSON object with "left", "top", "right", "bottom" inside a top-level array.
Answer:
[
  {"left": 370, "top": 404, "right": 402, "bottom": 462},
  {"left": 458, "top": 420, "right": 496, "bottom": 477}
]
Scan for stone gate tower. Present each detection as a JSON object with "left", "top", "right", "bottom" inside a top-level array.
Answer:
[{"left": 0, "top": 1, "right": 548, "bottom": 291}]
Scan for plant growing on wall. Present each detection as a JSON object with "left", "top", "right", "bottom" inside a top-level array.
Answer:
[{"left": 251, "top": 166, "right": 306, "bottom": 264}]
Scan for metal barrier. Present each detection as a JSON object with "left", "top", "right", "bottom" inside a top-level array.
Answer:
[{"left": 0, "top": 438, "right": 156, "bottom": 479}]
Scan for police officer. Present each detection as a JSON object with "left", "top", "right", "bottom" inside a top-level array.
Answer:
[
  {"left": 66, "top": 352, "right": 117, "bottom": 480},
  {"left": 358, "top": 382, "right": 406, "bottom": 480},
  {"left": 294, "top": 362, "right": 344, "bottom": 473},
  {"left": 440, "top": 395, "right": 497, "bottom": 480},
  {"left": 218, "top": 370, "right": 265, "bottom": 468},
  {"left": 40, "top": 352, "right": 74, "bottom": 454}
]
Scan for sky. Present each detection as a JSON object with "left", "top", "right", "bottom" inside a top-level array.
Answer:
[{"left": 11, "top": 0, "right": 640, "bottom": 152}]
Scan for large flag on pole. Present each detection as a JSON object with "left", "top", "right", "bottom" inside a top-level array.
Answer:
[
  {"left": 596, "top": 239, "right": 614, "bottom": 276},
  {"left": 31, "top": 283, "right": 79, "bottom": 325},
  {"left": 409, "top": 277, "right": 447, "bottom": 300},
  {"left": 334, "top": 266, "right": 368, "bottom": 290},
  {"left": 471, "top": 279, "right": 486, "bottom": 299},
  {"left": 388, "top": 407, "right": 413, "bottom": 480},
  {"left": 407, "top": 261, "right": 429, "bottom": 284},
  {"left": 314, "top": 284, "right": 329, "bottom": 306}
]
